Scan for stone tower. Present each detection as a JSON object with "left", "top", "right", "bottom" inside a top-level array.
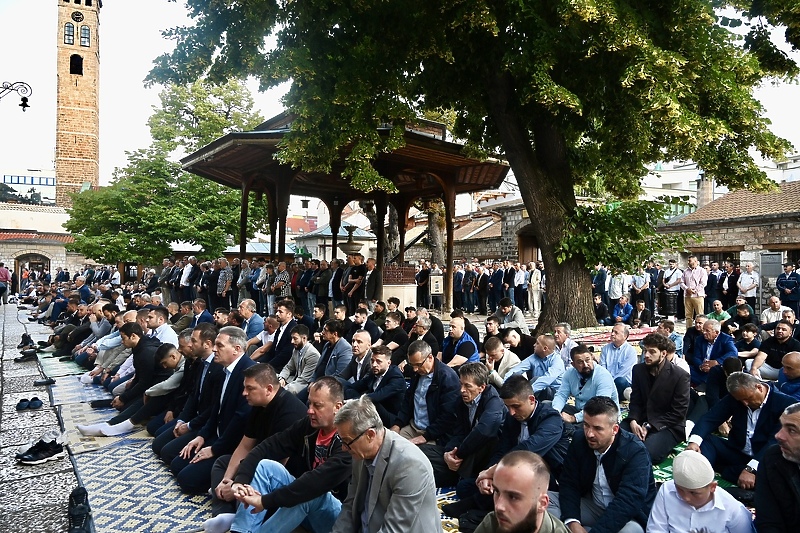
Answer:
[{"left": 55, "top": 0, "right": 101, "bottom": 207}]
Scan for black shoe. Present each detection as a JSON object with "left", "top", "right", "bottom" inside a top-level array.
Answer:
[
  {"left": 724, "top": 486, "right": 755, "bottom": 505},
  {"left": 38, "top": 341, "right": 50, "bottom": 347},
  {"left": 90, "top": 399, "right": 114, "bottom": 409},
  {"left": 68, "top": 502, "right": 92, "bottom": 533},
  {"left": 59, "top": 356, "right": 74, "bottom": 362},
  {"left": 17, "top": 334, "right": 32, "bottom": 349},
  {"left": 15, "top": 439, "right": 48, "bottom": 461},
  {"left": 14, "top": 351, "right": 38, "bottom": 363},
  {"left": 17, "top": 440, "right": 65, "bottom": 465},
  {"left": 442, "top": 497, "right": 477, "bottom": 518}
]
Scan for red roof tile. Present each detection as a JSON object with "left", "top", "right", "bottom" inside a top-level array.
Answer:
[{"left": 673, "top": 181, "right": 800, "bottom": 224}]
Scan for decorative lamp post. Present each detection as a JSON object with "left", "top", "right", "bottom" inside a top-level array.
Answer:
[{"left": 1, "top": 81, "right": 32, "bottom": 111}]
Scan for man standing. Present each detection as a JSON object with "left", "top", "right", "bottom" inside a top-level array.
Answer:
[
  {"left": 158, "top": 259, "right": 174, "bottom": 306},
  {"left": 681, "top": 254, "right": 708, "bottom": 323},
  {"left": 474, "top": 451, "right": 570, "bottom": 533},
  {"left": 704, "top": 261, "right": 723, "bottom": 314},
  {"left": 462, "top": 263, "right": 477, "bottom": 314},
  {"left": 489, "top": 262, "right": 504, "bottom": 313},
  {"left": 331, "top": 396, "right": 440, "bottom": 533},
  {"left": 599, "top": 324, "right": 638, "bottom": 400},
  {"left": 549, "top": 397, "right": 656, "bottom": 533},
  {"left": 737, "top": 262, "right": 759, "bottom": 309},
  {"left": 660, "top": 259, "right": 682, "bottom": 321},
  {"left": 623, "top": 333, "right": 690, "bottom": 464},
  {"left": 754, "top": 402, "right": 800, "bottom": 532},
  {"left": 476, "top": 264, "right": 490, "bottom": 315},
  {"left": 216, "top": 258, "right": 233, "bottom": 311},
  {"left": 776, "top": 262, "right": 800, "bottom": 316}
]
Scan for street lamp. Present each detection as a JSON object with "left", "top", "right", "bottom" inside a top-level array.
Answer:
[{"left": 1, "top": 81, "right": 32, "bottom": 111}]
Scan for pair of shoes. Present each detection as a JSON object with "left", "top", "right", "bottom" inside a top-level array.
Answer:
[
  {"left": 14, "top": 351, "right": 38, "bottom": 363},
  {"left": 34, "top": 377, "right": 57, "bottom": 386},
  {"left": 15, "top": 430, "right": 63, "bottom": 459},
  {"left": 16, "top": 397, "right": 44, "bottom": 410},
  {"left": 17, "top": 440, "right": 65, "bottom": 465}
]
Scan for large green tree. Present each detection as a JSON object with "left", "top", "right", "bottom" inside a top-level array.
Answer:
[
  {"left": 66, "top": 79, "right": 268, "bottom": 264},
  {"left": 149, "top": 0, "right": 797, "bottom": 329}
]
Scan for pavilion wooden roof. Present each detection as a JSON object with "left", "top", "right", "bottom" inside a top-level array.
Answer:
[{"left": 180, "top": 124, "right": 510, "bottom": 200}]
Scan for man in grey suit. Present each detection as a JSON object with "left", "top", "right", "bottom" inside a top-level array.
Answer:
[{"left": 331, "top": 395, "right": 441, "bottom": 533}]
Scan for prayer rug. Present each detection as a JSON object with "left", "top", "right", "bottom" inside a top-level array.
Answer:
[
  {"left": 49, "top": 376, "right": 113, "bottom": 406},
  {"left": 38, "top": 354, "right": 85, "bottom": 378},
  {"left": 59, "top": 402, "right": 151, "bottom": 455},
  {"left": 74, "top": 440, "right": 212, "bottom": 533},
  {"left": 577, "top": 326, "right": 657, "bottom": 346},
  {"left": 437, "top": 488, "right": 461, "bottom": 533},
  {"left": 652, "top": 443, "right": 733, "bottom": 488}
]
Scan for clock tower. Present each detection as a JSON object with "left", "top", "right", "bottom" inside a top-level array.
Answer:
[{"left": 55, "top": 0, "right": 101, "bottom": 207}]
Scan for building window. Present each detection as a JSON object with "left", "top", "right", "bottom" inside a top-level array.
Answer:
[
  {"left": 64, "top": 23, "right": 75, "bottom": 45},
  {"left": 74, "top": 0, "right": 81, "bottom": 4},
  {"left": 86, "top": 0, "right": 92, "bottom": 5},
  {"left": 80, "top": 26, "right": 90, "bottom": 47},
  {"left": 70, "top": 54, "right": 83, "bottom": 75}
]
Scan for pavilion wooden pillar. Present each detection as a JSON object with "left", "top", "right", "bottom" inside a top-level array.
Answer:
[
  {"left": 275, "top": 169, "right": 293, "bottom": 263},
  {"left": 239, "top": 177, "right": 253, "bottom": 261},
  {"left": 443, "top": 182, "right": 456, "bottom": 313},
  {"left": 265, "top": 187, "right": 278, "bottom": 262},
  {"left": 329, "top": 200, "right": 342, "bottom": 260},
  {"left": 375, "top": 193, "right": 388, "bottom": 276}
]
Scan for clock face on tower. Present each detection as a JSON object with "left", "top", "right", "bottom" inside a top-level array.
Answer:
[{"left": 71, "top": 11, "right": 84, "bottom": 22}]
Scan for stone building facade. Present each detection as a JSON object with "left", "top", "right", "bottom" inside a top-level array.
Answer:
[{"left": 55, "top": 0, "right": 101, "bottom": 207}]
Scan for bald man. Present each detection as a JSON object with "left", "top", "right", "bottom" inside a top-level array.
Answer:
[{"left": 778, "top": 351, "right": 800, "bottom": 401}]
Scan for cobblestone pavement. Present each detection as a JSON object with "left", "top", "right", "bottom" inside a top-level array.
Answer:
[{"left": 0, "top": 303, "right": 77, "bottom": 533}]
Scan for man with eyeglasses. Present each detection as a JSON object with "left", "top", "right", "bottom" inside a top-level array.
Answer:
[
  {"left": 390, "top": 340, "right": 461, "bottom": 446},
  {"left": 331, "top": 395, "right": 440, "bottom": 532},
  {"left": 224, "top": 377, "right": 351, "bottom": 533}
]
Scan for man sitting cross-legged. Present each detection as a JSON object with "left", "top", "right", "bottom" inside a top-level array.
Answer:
[
  {"left": 548, "top": 396, "right": 657, "bottom": 533},
  {"left": 276, "top": 324, "right": 321, "bottom": 394},
  {"left": 420, "top": 363, "right": 505, "bottom": 487},
  {"left": 343, "top": 345, "right": 406, "bottom": 427},
  {"left": 203, "top": 363, "right": 307, "bottom": 533},
  {"left": 687, "top": 371, "right": 796, "bottom": 491},
  {"left": 552, "top": 344, "right": 618, "bottom": 426},
  {"left": 330, "top": 395, "right": 441, "bottom": 533},
  {"left": 621, "top": 332, "right": 690, "bottom": 464},
  {"left": 225, "top": 377, "right": 352, "bottom": 533}
]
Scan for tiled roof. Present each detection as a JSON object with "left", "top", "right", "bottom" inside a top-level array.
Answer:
[
  {"left": 672, "top": 181, "right": 800, "bottom": 224},
  {"left": 0, "top": 231, "right": 74, "bottom": 243},
  {"left": 453, "top": 218, "right": 501, "bottom": 240}
]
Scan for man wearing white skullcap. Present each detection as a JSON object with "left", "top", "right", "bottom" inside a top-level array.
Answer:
[{"left": 647, "top": 451, "right": 754, "bottom": 532}]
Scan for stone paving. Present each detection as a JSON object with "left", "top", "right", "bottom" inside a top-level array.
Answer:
[{"left": 0, "top": 303, "right": 76, "bottom": 533}]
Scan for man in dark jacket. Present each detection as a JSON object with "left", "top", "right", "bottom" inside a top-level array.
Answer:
[
  {"left": 390, "top": 339, "right": 461, "bottom": 445},
  {"left": 228, "top": 377, "right": 352, "bottom": 533},
  {"left": 622, "top": 333, "right": 690, "bottom": 464},
  {"left": 420, "top": 363, "right": 505, "bottom": 486},
  {"left": 344, "top": 346, "right": 405, "bottom": 426},
  {"left": 549, "top": 396, "right": 656, "bottom": 533},
  {"left": 687, "top": 371, "right": 796, "bottom": 488},
  {"left": 110, "top": 322, "right": 167, "bottom": 413},
  {"left": 755, "top": 402, "right": 800, "bottom": 533}
]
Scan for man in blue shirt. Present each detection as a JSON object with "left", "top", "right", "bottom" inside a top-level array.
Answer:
[
  {"left": 552, "top": 344, "right": 619, "bottom": 425},
  {"left": 600, "top": 324, "right": 638, "bottom": 400},
  {"left": 605, "top": 294, "right": 633, "bottom": 326},
  {"left": 507, "top": 334, "right": 565, "bottom": 401}
]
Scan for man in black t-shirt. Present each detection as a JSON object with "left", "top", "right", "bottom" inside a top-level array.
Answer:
[
  {"left": 748, "top": 320, "right": 800, "bottom": 380},
  {"left": 374, "top": 311, "right": 408, "bottom": 362}
]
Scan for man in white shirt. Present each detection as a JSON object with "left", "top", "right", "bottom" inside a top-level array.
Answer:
[
  {"left": 147, "top": 307, "right": 180, "bottom": 347},
  {"left": 647, "top": 451, "right": 753, "bottom": 533},
  {"left": 737, "top": 263, "right": 759, "bottom": 309}
]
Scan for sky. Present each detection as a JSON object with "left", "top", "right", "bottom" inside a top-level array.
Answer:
[{"left": 1, "top": 1, "right": 799, "bottom": 186}]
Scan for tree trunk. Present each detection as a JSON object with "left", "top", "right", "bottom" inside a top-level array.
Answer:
[
  {"left": 386, "top": 203, "right": 400, "bottom": 263},
  {"left": 486, "top": 71, "right": 596, "bottom": 333}
]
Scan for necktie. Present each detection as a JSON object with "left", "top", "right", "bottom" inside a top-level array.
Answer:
[{"left": 199, "top": 360, "right": 210, "bottom": 394}]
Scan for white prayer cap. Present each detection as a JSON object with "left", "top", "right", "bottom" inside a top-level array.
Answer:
[{"left": 673, "top": 451, "right": 715, "bottom": 489}]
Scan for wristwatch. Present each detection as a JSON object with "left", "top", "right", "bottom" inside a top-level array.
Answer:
[{"left": 744, "top": 465, "right": 757, "bottom": 474}]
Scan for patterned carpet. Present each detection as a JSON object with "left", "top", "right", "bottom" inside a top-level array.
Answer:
[
  {"left": 74, "top": 440, "right": 211, "bottom": 533},
  {"left": 38, "top": 354, "right": 86, "bottom": 378},
  {"left": 60, "top": 402, "right": 152, "bottom": 455},
  {"left": 49, "top": 376, "right": 113, "bottom": 406}
]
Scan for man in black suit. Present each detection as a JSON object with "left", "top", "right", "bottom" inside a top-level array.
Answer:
[
  {"left": 755, "top": 402, "right": 800, "bottom": 533},
  {"left": 622, "top": 333, "right": 690, "bottom": 464},
  {"left": 627, "top": 299, "right": 652, "bottom": 328},
  {"left": 153, "top": 323, "right": 224, "bottom": 456},
  {"left": 262, "top": 299, "right": 297, "bottom": 372},
  {"left": 171, "top": 326, "right": 256, "bottom": 493},
  {"left": 337, "top": 330, "right": 373, "bottom": 383},
  {"left": 344, "top": 307, "right": 381, "bottom": 344},
  {"left": 476, "top": 265, "right": 489, "bottom": 315},
  {"left": 687, "top": 371, "right": 797, "bottom": 489},
  {"left": 344, "top": 345, "right": 406, "bottom": 426},
  {"left": 363, "top": 257, "right": 381, "bottom": 307}
]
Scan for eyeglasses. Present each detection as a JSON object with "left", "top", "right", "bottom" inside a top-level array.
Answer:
[
  {"left": 342, "top": 427, "right": 374, "bottom": 449},
  {"left": 407, "top": 354, "right": 431, "bottom": 369}
]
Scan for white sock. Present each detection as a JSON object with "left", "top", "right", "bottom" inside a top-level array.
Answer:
[
  {"left": 79, "top": 373, "right": 94, "bottom": 384},
  {"left": 77, "top": 423, "right": 106, "bottom": 436},
  {"left": 101, "top": 419, "right": 135, "bottom": 436},
  {"left": 203, "top": 513, "right": 236, "bottom": 533}
]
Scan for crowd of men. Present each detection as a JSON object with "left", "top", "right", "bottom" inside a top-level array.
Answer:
[{"left": 11, "top": 251, "right": 800, "bottom": 533}]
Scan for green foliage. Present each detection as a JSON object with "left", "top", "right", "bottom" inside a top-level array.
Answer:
[
  {"left": 65, "top": 80, "right": 269, "bottom": 264},
  {"left": 557, "top": 197, "right": 697, "bottom": 271}
]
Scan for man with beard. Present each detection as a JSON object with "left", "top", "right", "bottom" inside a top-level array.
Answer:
[
  {"left": 552, "top": 345, "right": 618, "bottom": 425},
  {"left": 754, "top": 402, "right": 800, "bottom": 532},
  {"left": 473, "top": 451, "right": 569, "bottom": 533},
  {"left": 548, "top": 397, "right": 656, "bottom": 533},
  {"left": 748, "top": 320, "right": 800, "bottom": 380},
  {"left": 622, "top": 333, "right": 690, "bottom": 464}
]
